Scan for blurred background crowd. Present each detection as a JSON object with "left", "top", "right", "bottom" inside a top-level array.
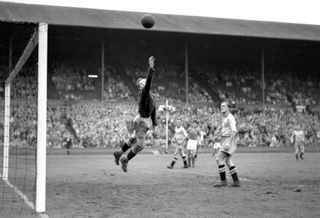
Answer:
[{"left": 0, "top": 61, "right": 319, "bottom": 150}]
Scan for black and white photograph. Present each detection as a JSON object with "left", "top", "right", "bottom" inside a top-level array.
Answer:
[{"left": 0, "top": 0, "right": 319, "bottom": 217}]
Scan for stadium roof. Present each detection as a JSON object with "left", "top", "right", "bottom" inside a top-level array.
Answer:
[{"left": 0, "top": 1, "right": 320, "bottom": 41}]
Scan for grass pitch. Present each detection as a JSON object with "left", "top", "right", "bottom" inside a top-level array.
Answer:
[{"left": 1, "top": 148, "right": 320, "bottom": 218}]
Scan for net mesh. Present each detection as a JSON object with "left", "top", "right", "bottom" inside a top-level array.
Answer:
[{"left": 0, "top": 24, "right": 38, "bottom": 215}]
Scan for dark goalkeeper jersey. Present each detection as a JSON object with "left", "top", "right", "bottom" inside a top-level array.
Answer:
[{"left": 138, "top": 67, "right": 157, "bottom": 127}]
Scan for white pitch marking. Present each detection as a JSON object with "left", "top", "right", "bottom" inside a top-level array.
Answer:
[{"left": 0, "top": 173, "right": 50, "bottom": 218}]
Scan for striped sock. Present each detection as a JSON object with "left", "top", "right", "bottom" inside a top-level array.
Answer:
[
  {"left": 173, "top": 157, "right": 178, "bottom": 163},
  {"left": 122, "top": 137, "right": 137, "bottom": 152},
  {"left": 182, "top": 156, "right": 187, "bottom": 166},
  {"left": 218, "top": 164, "right": 226, "bottom": 181},
  {"left": 121, "top": 142, "right": 130, "bottom": 153},
  {"left": 127, "top": 150, "right": 136, "bottom": 160},
  {"left": 229, "top": 166, "right": 239, "bottom": 182}
]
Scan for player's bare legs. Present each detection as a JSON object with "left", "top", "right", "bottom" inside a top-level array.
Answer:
[
  {"left": 187, "top": 150, "right": 191, "bottom": 167},
  {"left": 300, "top": 152, "right": 304, "bottom": 160},
  {"left": 295, "top": 145, "right": 300, "bottom": 161},
  {"left": 167, "top": 148, "right": 188, "bottom": 169},
  {"left": 191, "top": 150, "right": 196, "bottom": 167},
  {"left": 187, "top": 149, "right": 196, "bottom": 167},
  {"left": 180, "top": 149, "right": 188, "bottom": 168},
  {"left": 214, "top": 151, "right": 228, "bottom": 187}
]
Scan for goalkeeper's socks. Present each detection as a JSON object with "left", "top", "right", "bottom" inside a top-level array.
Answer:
[
  {"left": 229, "top": 166, "right": 239, "bottom": 182},
  {"left": 127, "top": 150, "right": 136, "bottom": 160},
  {"left": 218, "top": 164, "right": 226, "bottom": 181},
  {"left": 121, "top": 142, "right": 131, "bottom": 153}
]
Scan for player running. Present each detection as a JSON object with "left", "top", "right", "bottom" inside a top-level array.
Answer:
[
  {"left": 167, "top": 119, "right": 188, "bottom": 169},
  {"left": 113, "top": 56, "right": 157, "bottom": 172},
  {"left": 214, "top": 101, "right": 241, "bottom": 187}
]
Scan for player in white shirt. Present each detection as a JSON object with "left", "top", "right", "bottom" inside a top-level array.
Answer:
[
  {"left": 167, "top": 119, "right": 189, "bottom": 169},
  {"left": 214, "top": 101, "right": 240, "bottom": 187},
  {"left": 291, "top": 124, "right": 305, "bottom": 161}
]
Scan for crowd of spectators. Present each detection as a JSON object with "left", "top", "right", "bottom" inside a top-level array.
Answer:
[
  {"left": 0, "top": 61, "right": 319, "bottom": 150},
  {"left": 2, "top": 61, "right": 318, "bottom": 108},
  {"left": 10, "top": 67, "right": 38, "bottom": 100},
  {"left": 46, "top": 102, "right": 136, "bottom": 148},
  {"left": 195, "top": 64, "right": 319, "bottom": 107},
  {"left": 51, "top": 63, "right": 96, "bottom": 92},
  {"left": 51, "top": 62, "right": 96, "bottom": 100},
  {"left": 0, "top": 100, "right": 319, "bottom": 150},
  {"left": 124, "top": 63, "right": 214, "bottom": 103},
  {"left": 103, "top": 67, "right": 133, "bottom": 101}
]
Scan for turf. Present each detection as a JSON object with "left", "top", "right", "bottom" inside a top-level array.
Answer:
[{"left": 1, "top": 149, "right": 320, "bottom": 218}]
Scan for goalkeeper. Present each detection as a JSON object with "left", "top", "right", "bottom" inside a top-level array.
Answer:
[{"left": 113, "top": 56, "right": 157, "bottom": 172}]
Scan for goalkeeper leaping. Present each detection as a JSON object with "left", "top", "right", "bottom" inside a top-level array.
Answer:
[{"left": 113, "top": 56, "right": 157, "bottom": 172}]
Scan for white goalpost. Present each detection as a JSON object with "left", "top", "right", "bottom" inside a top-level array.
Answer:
[
  {"left": 36, "top": 22, "right": 48, "bottom": 214},
  {"left": 2, "top": 83, "right": 10, "bottom": 181},
  {"left": 1, "top": 22, "right": 48, "bottom": 214}
]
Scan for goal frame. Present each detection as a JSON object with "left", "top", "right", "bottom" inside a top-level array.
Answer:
[{"left": 1, "top": 22, "right": 48, "bottom": 213}]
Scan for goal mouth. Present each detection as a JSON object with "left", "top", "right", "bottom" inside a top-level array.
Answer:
[{"left": 0, "top": 21, "right": 48, "bottom": 215}]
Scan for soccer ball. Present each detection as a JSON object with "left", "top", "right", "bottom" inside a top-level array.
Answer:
[{"left": 141, "top": 14, "right": 155, "bottom": 29}]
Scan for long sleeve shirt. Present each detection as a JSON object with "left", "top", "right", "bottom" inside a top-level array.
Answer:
[
  {"left": 188, "top": 127, "right": 200, "bottom": 140},
  {"left": 138, "top": 67, "right": 157, "bottom": 126}
]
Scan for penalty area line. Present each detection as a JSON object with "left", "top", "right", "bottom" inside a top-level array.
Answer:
[{"left": 0, "top": 173, "right": 49, "bottom": 218}]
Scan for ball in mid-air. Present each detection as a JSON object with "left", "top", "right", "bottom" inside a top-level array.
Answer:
[{"left": 141, "top": 14, "right": 155, "bottom": 29}]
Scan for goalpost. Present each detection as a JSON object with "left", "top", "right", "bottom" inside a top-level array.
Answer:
[
  {"left": 1, "top": 22, "right": 48, "bottom": 214},
  {"left": 36, "top": 22, "right": 48, "bottom": 214}
]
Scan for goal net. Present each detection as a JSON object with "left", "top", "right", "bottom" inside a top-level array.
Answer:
[{"left": 0, "top": 21, "right": 48, "bottom": 215}]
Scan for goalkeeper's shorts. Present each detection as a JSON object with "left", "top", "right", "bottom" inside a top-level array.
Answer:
[{"left": 133, "top": 114, "right": 151, "bottom": 140}]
